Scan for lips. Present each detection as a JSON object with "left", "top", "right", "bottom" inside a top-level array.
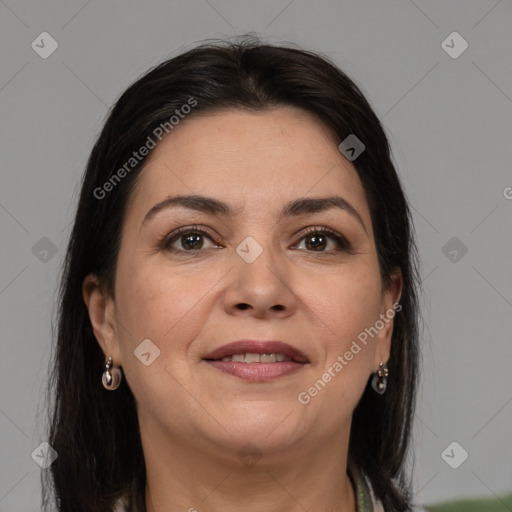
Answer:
[{"left": 202, "top": 340, "right": 309, "bottom": 364}]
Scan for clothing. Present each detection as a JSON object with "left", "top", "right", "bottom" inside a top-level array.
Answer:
[{"left": 350, "top": 465, "right": 429, "bottom": 512}]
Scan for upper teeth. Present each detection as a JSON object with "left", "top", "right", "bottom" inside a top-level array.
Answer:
[{"left": 221, "top": 352, "right": 290, "bottom": 363}]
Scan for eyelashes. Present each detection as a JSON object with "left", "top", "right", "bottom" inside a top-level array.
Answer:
[
  {"left": 292, "top": 226, "right": 352, "bottom": 253},
  {"left": 159, "top": 224, "right": 353, "bottom": 255},
  {"left": 159, "top": 225, "right": 221, "bottom": 253}
]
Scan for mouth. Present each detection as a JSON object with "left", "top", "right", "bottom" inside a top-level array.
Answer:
[{"left": 202, "top": 340, "right": 309, "bottom": 382}]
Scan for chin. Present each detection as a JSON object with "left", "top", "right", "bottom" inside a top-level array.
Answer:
[{"left": 214, "top": 407, "right": 305, "bottom": 446}]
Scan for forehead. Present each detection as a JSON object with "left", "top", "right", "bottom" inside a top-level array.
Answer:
[{"left": 125, "top": 107, "right": 370, "bottom": 224}]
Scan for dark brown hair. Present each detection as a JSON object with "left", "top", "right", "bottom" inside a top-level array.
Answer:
[{"left": 43, "top": 35, "right": 421, "bottom": 512}]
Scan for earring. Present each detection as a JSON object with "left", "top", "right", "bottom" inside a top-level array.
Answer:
[
  {"left": 102, "top": 356, "right": 122, "bottom": 390},
  {"left": 371, "top": 361, "right": 389, "bottom": 395}
]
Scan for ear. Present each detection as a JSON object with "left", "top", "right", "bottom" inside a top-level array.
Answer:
[
  {"left": 82, "top": 273, "right": 122, "bottom": 365},
  {"left": 373, "top": 267, "right": 403, "bottom": 370}
]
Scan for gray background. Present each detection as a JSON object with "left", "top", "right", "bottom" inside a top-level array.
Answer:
[{"left": 1, "top": 0, "right": 511, "bottom": 510}]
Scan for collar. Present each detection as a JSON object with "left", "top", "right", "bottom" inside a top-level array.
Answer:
[{"left": 348, "top": 465, "right": 374, "bottom": 512}]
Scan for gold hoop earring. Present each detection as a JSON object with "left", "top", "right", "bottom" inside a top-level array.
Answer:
[
  {"left": 102, "top": 356, "right": 122, "bottom": 390},
  {"left": 371, "top": 361, "right": 389, "bottom": 395}
]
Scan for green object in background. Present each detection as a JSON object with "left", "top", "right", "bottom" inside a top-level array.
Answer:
[{"left": 425, "top": 492, "right": 512, "bottom": 512}]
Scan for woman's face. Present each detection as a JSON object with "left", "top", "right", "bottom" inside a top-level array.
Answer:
[{"left": 85, "top": 106, "right": 401, "bottom": 462}]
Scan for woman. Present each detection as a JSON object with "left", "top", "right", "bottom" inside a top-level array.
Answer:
[{"left": 44, "top": 36, "right": 424, "bottom": 511}]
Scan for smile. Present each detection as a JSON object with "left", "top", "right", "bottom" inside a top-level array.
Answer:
[
  {"left": 219, "top": 352, "right": 291, "bottom": 363},
  {"left": 202, "top": 339, "right": 309, "bottom": 381}
]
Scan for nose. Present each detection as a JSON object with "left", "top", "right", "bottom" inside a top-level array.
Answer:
[{"left": 222, "top": 242, "right": 298, "bottom": 319}]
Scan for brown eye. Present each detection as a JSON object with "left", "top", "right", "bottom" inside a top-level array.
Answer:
[
  {"left": 305, "top": 233, "right": 327, "bottom": 251},
  {"left": 295, "top": 228, "right": 351, "bottom": 253},
  {"left": 162, "top": 226, "right": 221, "bottom": 252},
  {"left": 176, "top": 233, "right": 204, "bottom": 250}
]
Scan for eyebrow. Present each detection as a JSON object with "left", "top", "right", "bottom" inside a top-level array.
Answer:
[{"left": 142, "top": 194, "right": 367, "bottom": 233}]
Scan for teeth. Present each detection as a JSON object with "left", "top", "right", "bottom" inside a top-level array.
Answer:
[
  {"left": 260, "top": 353, "right": 276, "bottom": 363},
  {"left": 219, "top": 352, "right": 292, "bottom": 363},
  {"left": 245, "top": 352, "right": 261, "bottom": 363}
]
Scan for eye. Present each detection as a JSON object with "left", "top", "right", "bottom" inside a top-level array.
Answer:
[
  {"left": 160, "top": 225, "right": 352, "bottom": 254},
  {"left": 161, "top": 226, "right": 221, "bottom": 252},
  {"left": 293, "top": 227, "right": 352, "bottom": 253}
]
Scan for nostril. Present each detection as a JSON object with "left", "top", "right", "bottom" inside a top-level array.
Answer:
[{"left": 237, "top": 303, "right": 250, "bottom": 310}]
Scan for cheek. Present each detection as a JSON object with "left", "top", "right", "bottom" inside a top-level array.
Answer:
[
  {"left": 306, "top": 263, "right": 382, "bottom": 347},
  {"left": 113, "top": 264, "right": 210, "bottom": 419},
  {"left": 116, "top": 262, "right": 209, "bottom": 349},
  {"left": 113, "top": 259, "right": 205, "bottom": 396},
  {"left": 300, "top": 264, "right": 381, "bottom": 411}
]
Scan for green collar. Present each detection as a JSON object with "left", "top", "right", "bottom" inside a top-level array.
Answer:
[{"left": 348, "top": 466, "right": 374, "bottom": 512}]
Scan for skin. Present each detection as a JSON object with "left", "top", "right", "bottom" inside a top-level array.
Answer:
[{"left": 83, "top": 106, "right": 402, "bottom": 512}]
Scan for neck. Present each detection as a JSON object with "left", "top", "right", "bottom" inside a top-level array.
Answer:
[{"left": 141, "top": 418, "right": 357, "bottom": 512}]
